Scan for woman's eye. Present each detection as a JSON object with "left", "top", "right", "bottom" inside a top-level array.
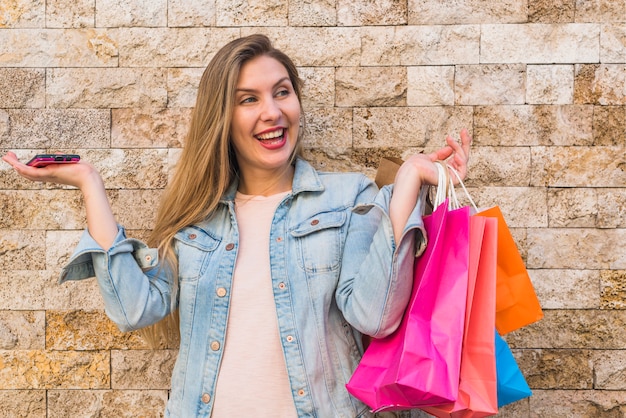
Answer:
[
  {"left": 276, "top": 89, "right": 289, "bottom": 97},
  {"left": 241, "top": 96, "right": 256, "bottom": 104}
]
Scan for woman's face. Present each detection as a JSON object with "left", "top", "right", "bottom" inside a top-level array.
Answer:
[{"left": 230, "top": 55, "right": 301, "bottom": 185}]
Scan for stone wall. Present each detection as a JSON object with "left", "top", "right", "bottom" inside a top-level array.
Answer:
[{"left": 0, "top": 0, "right": 624, "bottom": 417}]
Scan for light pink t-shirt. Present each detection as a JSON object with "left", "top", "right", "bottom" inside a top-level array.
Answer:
[{"left": 211, "top": 191, "right": 297, "bottom": 417}]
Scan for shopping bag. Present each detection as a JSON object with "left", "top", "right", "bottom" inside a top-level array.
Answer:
[
  {"left": 347, "top": 195, "right": 470, "bottom": 411},
  {"left": 421, "top": 205, "right": 499, "bottom": 417},
  {"left": 475, "top": 207, "right": 543, "bottom": 334},
  {"left": 374, "top": 156, "right": 404, "bottom": 188},
  {"left": 495, "top": 333, "right": 532, "bottom": 407}
]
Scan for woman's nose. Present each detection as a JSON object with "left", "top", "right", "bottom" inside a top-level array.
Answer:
[{"left": 260, "top": 98, "right": 281, "bottom": 121}]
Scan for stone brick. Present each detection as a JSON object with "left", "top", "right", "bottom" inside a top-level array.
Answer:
[
  {"left": 111, "top": 349, "right": 177, "bottom": 389},
  {"left": 592, "top": 350, "right": 626, "bottom": 390},
  {"left": 531, "top": 146, "right": 626, "bottom": 187},
  {"left": 299, "top": 67, "right": 335, "bottom": 108},
  {"left": 408, "top": 0, "right": 527, "bottom": 24},
  {"left": 515, "top": 348, "right": 593, "bottom": 389},
  {"left": 0, "top": 350, "right": 110, "bottom": 389},
  {"left": 0, "top": 230, "right": 46, "bottom": 270},
  {"left": 352, "top": 106, "right": 473, "bottom": 148},
  {"left": 574, "top": 64, "right": 626, "bottom": 105},
  {"left": 302, "top": 147, "right": 381, "bottom": 180},
  {"left": 529, "top": 0, "right": 576, "bottom": 23},
  {"left": 0, "top": 270, "right": 47, "bottom": 310},
  {"left": 111, "top": 108, "right": 190, "bottom": 149},
  {"left": 117, "top": 27, "right": 240, "bottom": 67},
  {"left": 597, "top": 189, "right": 626, "bottom": 229},
  {"left": 481, "top": 23, "right": 600, "bottom": 64},
  {"left": 0, "top": 390, "right": 46, "bottom": 418},
  {"left": 547, "top": 188, "right": 597, "bottom": 227},
  {"left": 46, "top": 0, "right": 94, "bottom": 28},
  {"left": 216, "top": 0, "right": 288, "bottom": 26},
  {"left": 0, "top": 310, "right": 45, "bottom": 349},
  {"left": 466, "top": 147, "right": 532, "bottom": 187},
  {"left": 46, "top": 68, "right": 167, "bottom": 108},
  {"left": 361, "top": 26, "right": 480, "bottom": 66},
  {"left": 288, "top": 0, "right": 336, "bottom": 26},
  {"left": 46, "top": 272, "right": 104, "bottom": 311},
  {"left": 302, "top": 107, "right": 353, "bottom": 150},
  {"left": 601, "top": 24, "right": 626, "bottom": 63},
  {"left": 530, "top": 269, "right": 600, "bottom": 309},
  {"left": 0, "top": 190, "right": 85, "bottom": 229},
  {"left": 601, "top": 270, "right": 626, "bottom": 309},
  {"left": 407, "top": 66, "right": 455, "bottom": 106},
  {"left": 80, "top": 149, "right": 169, "bottom": 189},
  {"left": 47, "top": 389, "right": 168, "bottom": 418},
  {"left": 465, "top": 187, "right": 548, "bottom": 227},
  {"left": 108, "top": 189, "right": 161, "bottom": 230},
  {"left": 0, "top": 0, "right": 44, "bottom": 28},
  {"left": 337, "top": 0, "right": 407, "bottom": 26},
  {"left": 0, "top": 69, "right": 45, "bottom": 108},
  {"left": 526, "top": 65, "right": 575, "bottom": 104},
  {"left": 0, "top": 29, "right": 118, "bottom": 67},
  {"left": 336, "top": 67, "right": 406, "bottom": 107},
  {"left": 592, "top": 105, "right": 626, "bottom": 145},
  {"left": 45, "top": 230, "right": 82, "bottom": 271},
  {"left": 507, "top": 310, "right": 626, "bottom": 349},
  {"left": 455, "top": 64, "right": 526, "bottom": 105},
  {"left": 574, "top": 0, "right": 626, "bottom": 23},
  {"left": 95, "top": 0, "right": 167, "bottom": 27},
  {"left": 167, "top": 68, "right": 203, "bottom": 108},
  {"left": 168, "top": 0, "right": 215, "bottom": 27},
  {"left": 530, "top": 389, "right": 626, "bottom": 416},
  {"left": 474, "top": 105, "right": 594, "bottom": 146},
  {"left": 46, "top": 310, "right": 148, "bottom": 351}
]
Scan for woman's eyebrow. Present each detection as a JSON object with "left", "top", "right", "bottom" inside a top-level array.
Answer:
[{"left": 235, "top": 77, "right": 291, "bottom": 94}]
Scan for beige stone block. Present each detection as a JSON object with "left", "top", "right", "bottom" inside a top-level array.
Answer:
[
  {"left": 167, "top": 68, "right": 203, "bottom": 108},
  {"left": 302, "top": 107, "right": 353, "bottom": 150},
  {"left": 574, "top": 64, "right": 626, "bottom": 105},
  {"left": 530, "top": 146, "right": 626, "bottom": 187},
  {"left": 81, "top": 149, "right": 169, "bottom": 189},
  {"left": 593, "top": 105, "right": 626, "bottom": 146},
  {"left": 408, "top": 0, "right": 527, "bottom": 24},
  {"left": 0, "top": 350, "right": 110, "bottom": 389},
  {"left": 0, "top": 390, "right": 45, "bottom": 417},
  {"left": 168, "top": 0, "right": 215, "bottom": 27},
  {"left": 455, "top": 64, "right": 526, "bottom": 105},
  {"left": 507, "top": 310, "right": 626, "bottom": 349},
  {"left": 45, "top": 230, "right": 82, "bottom": 271},
  {"left": 1, "top": 109, "right": 110, "bottom": 149},
  {"left": 474, "top": 105, "right": 593, "bottom": 146},
  {"left": 530, "top": 269, "right": 600, "bottom": 309},
  {"left": 529, "top": 0, "right": 576, "bottom": 23},
  {"left": 515, "top": 348, "right": 593, "bottom": 389},
  {"left": 593, "top": 350, "right": 626, "bottom": 389},
  {"left": 481, "top": 24, "right": 600, "bottom": 64},
  {"left": 299, "top": 67, "right": 335, "bottom": 108},
  {"left": 530, "top": 389, "right": 626, "bottom": 416},
  {"left": 597, "top": 189, "right": 626, "bottom": 228},
  {"left": 601, "top": 270, "right": 626, "bottom": 309},
  {"left": 241, "top": 27, "right": 361, "bottom": 66},
  {"left": 46, "top": 310, "right": 148, "bottom": 350},
  {"left": 0, "top": 230, "right": 46, "bottom": 270},
  {"left": 0, "top": 69, "right": 45, "bottom": 108},
  {"left": 0, "top": 311, "right": 45, "bottom": 349},
  {"left": 527, "top": 227, "right": 626, "bottom": 269},
  {"left": 574, "top": 0, "right": 626, "bottom": 23},
  {"left": 0, "top": 270, "right": 47, "bottom": 310},
  {"left": 46, "top": 68, "right": 167, "bottom": 108},
  {"left": 0, "top": 190, "right": 85, "bottom": 230},
  {"left": 96, "top": 0, "right": 167, "bottom": 27},
  {"left": 111, "top": 349, "right": 177, "bottom": 389},
  {"left": 467, "top": 146, "right": 532, "bottom": 187},
  {"left": 46, "top": 0, "right": 94, "bottom": 28},
  {"left": 0, "top": 0, "right": 44, "bottom": 28},
  {"left": 118, "top": 27, "right": 240, "bottom": 67},
  {"left": 109, "top": 189, "right": 162, "bottom": 230},
  {"left": 300, "top": 147, "right": 364, "bottom": 175},
  {"left": 464, "top": 187, "right": 548, "bottom": 227},
  {"left": 353, "top": 106, "right": 473, "bottom": 148},
  {"left": 601, "top": 23, "right": 626, "bottom": 63},
  {"left": 337, "top": 0, "right": 407, "bottom": 26},
  {"left": 112, "top": 108, "right": 191, "bottom": 149},
  {"left": 547, "top": 188, "right": 597, "bottom": 227},
  {"left": 0, "top": 29, "right": 118, "bottom": 67},
  {"left": 46, "top": 272, "right": 104, "bottom": 310},
  {"left": 527, "top": 65, "right": 575, "bottom": 104},
  {"left": 361, "top": 26, "right": 480, "bottom": 66},
  {"left": 47, "top": 389, "right": 168, "bottom": 418},
  {"left": 216, "top": 0, "right": 288, "bottom": 26},
  {"left": 336, "top": 67, "right": 406, "bottom": 107},
  {"left": 495, "top": 397, "right": 530, "bottom": 418},
  {"left": 288, "top": 0, "right": 336, "bottom": 26},
  {"left": 407, "top": 66, "right": 455, "bottom": 106}
]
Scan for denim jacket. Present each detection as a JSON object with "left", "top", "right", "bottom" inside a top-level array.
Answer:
[{"left": 59, "top": 158, "right": 426, "bottom": 418}]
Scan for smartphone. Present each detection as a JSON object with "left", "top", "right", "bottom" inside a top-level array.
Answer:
[{"left": 26, "top": 154, "right": 81, "bottom": 168}]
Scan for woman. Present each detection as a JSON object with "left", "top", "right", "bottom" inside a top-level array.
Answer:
[{"left": 3, "top": 34, "right": 471, "bottom": 417}]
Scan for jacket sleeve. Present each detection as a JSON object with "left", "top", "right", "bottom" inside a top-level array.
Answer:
[
  {"left": 335, "top": 178, "right": 427, "bottom": 338},
  {"left": 59, "top": 226, "right": 173, "bottom": 332}
]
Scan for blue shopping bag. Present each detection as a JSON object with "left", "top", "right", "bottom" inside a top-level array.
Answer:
[{"left": 495, "top": 332, "right": 532, "bottom": 407}]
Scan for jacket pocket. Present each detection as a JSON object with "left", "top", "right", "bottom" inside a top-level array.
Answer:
[
  {"left": 174, "top": 227, "right": 220, "bottom": 282},
  {"left": 291, "top": 211, "right": 346, "bottom": 273}
]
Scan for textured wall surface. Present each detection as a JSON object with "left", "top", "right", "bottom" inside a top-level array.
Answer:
[{"left": 0, "top": 0, "right": 625, "bottom": 417}]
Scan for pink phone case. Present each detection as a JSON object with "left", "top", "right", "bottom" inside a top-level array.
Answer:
[{"left": 26, "top": 154, "right": 81, "bottom": 167}]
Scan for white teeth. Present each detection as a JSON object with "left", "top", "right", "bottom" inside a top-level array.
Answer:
[{"left": 256, "top": 129, "right": 284, "bottom": 140}]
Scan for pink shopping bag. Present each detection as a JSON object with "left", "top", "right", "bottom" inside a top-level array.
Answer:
[{"left": 346, "top": 200, "right": 470, "bottom": 412}]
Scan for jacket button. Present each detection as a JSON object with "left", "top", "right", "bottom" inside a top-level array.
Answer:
[
  {"left": 310, "top": 219, "right": 319, "bottom": 226},
  {"left": 225, "top": 243, "right": 235, "bottom": 251},
  {"left": 210, "top": 341, "right": 220, "bottom": 351},
  {"left": 201, "top": 393, "right": 211, "bottom": 404},
  {"left": 188, "top": 233, "right": 197, "bottom": 239},
  {"left": 216, "top": 287, "right": 227, "bottom": 297},
  {"left": 286, "top": 335, "right": 294, "bottom": 342},
  {"left": 278, "top": 282, "right": 286, "bottom": 290},
  {"left": 297, "top": 389, "right": 305, "bottom": 396}
]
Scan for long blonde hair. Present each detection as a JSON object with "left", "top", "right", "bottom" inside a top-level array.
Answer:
[{"left": 141, "top": 34, "right": 305, "bottom": 347}]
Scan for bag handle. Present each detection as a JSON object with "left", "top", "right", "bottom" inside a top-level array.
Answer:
[{"left": 431, "top": 162, "right": 479, "bottom": 213}]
